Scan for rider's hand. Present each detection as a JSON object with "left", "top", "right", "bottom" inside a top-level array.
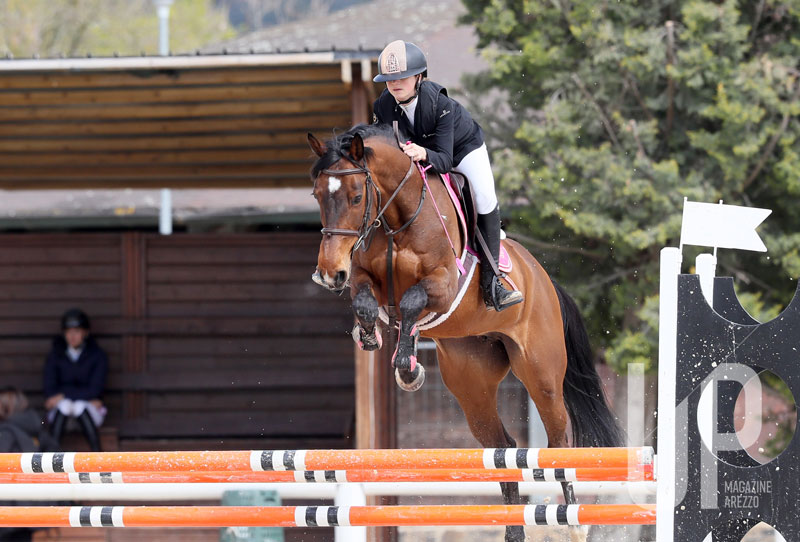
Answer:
[
  {"left": 402, "top": 143, "right": 427, "bottom": 162},
  {"left": 45, "top": 394, "right": 64, "bottom": 410}
]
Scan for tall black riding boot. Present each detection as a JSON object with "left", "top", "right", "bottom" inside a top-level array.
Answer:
[
  {"left": 76, "top": 410, "right": 102, "bottom": 452},
  {"left": 49, "top": 410, "right": 66, "bottom": 445},
  {"left": 476, "top": 206, "right": 524, "bottom": 311}
]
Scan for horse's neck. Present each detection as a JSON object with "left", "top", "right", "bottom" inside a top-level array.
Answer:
[
  {"left": 373, "top": 153, "right": 462, "bottom": 258},
  {"left": 371, "top": 152, "right": 422, "bottom": 227}
]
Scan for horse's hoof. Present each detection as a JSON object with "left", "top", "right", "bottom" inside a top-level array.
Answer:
[
  {"left": 504, "top": 525, "right": 526, "bottom": 542},
  {"left": 351, "top": 323, "right": 382, "bottom": 351},
  {"left": 395, "top": 364, "right": 425, "bottom": 392}
]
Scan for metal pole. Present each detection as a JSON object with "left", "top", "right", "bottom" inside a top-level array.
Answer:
[
  {"left": 154, "top": 0, "right": 173, "bottom": 56},
  {"left": 153, "top": 0, "right": 174, "bottom": 234},
  {"left": 334, "top": 483, "right": 367, "bottom": 542},
  {"left": 656, "top": 246, "right": 682, "bottom": 542},
  {"left": 159, "top": 188, "right": 172, "bottom": 235}
]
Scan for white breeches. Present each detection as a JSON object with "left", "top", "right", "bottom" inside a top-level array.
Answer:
[
  {"left": 48, "top": 398, "right": 106, "bottom": 427},
  {"left": 452, "top": 143, "right": 498, "bottom": 215}
]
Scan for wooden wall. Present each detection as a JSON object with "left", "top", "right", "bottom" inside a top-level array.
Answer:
[{"left": 0, "top": 231, "right": 356, "bottom": 451}]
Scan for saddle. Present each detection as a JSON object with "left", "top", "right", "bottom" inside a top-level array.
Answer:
[
  {"left": 443, "top": 171, "right": 478, "bottom": 248},
  {"left": 438, "top": 170, "right": 512, "bottom": 273},
  {"left": 390, "top": 121, "right": 509, "bottom": 271}
]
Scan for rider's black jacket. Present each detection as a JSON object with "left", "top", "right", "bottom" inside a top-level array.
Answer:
[{"left": 372, "top": 80, "right": 484, "bottom": 174}]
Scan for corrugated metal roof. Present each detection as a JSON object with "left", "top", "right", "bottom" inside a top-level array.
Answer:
[
  {"left": 204, "top": 0, "right": 484, "bottom": 90},
  {"left": 0, "top": 50, "right": 378, "bottom": 70}
]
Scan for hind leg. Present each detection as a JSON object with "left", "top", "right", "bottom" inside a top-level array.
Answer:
[
  {"left": 436, "top": 336, "right": 526, "bottom": 542},
  {"left": 505, "top": 338, "right": 587, "bottom": 542}
]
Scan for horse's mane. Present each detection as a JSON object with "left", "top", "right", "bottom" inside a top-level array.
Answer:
[{"left": 310, "top": 123, "right": 396, "bottom": 178}]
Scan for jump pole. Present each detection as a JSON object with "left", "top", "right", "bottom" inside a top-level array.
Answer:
[
  {"left": 0, "top": 466, "right": 653, "bottom": 484},
  {"left": 0, "top": 447, "right": 653, "bottom": 474},
  {"left": 0, "top": 504, "right": 656, "bottom": 528},
  {"left": 0, "top": 481, "right": 657, "bottom": 502}
]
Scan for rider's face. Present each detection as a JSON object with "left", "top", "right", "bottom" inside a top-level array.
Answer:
[
  {"left": 387, "top": 75, "right": 417, "bottom": 103},
  {"left": 64, "top": 327, "right": 88, "bottom": 349}
]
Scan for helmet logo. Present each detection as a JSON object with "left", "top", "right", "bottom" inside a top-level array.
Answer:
[
  {"left": 380, "top": 40, "right": 407, "bottom": 75},
  {"left": 386, "top": 53, "right": 400, "bottom": 74}
]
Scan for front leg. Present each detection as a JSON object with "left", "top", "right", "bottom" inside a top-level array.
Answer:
[
  {"left": 393, "top": 283, "right": 427, "bottom": 392},
  {"left": 351, "top": 283, "right": 382, "bottom": 351}
]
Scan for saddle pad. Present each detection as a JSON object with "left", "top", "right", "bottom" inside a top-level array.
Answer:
[
  {"left": 441, "top": 173, "right": 513, "bottom": 274},
  {"left": 499, "top": 244, "right": 512, "bottom": 273}
]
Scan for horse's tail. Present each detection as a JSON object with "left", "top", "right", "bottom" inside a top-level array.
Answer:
[{"left": 553, "top": 281, "right": 624, "bottom": 448}]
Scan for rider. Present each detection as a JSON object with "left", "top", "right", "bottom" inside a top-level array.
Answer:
[{"left": 372, "top": 40, "right": 523, "bottom": 312}]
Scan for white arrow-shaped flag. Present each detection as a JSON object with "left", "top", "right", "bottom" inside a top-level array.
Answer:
[{"left": 680, "top": 199, "right": 771, "bottom": 252}]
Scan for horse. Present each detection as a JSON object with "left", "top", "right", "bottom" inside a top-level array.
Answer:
[{"left": 307, "top": 123, "right": 622, "bottom": 542}]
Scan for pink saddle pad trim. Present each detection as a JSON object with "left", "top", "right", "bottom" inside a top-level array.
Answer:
[
  {"left": 499, "top": 244, "right": 512, "bottom": 273},
  {"left": 441, "top": 172, "right": 512, "bottom": 274}
]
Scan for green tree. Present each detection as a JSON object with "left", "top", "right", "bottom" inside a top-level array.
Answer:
[
  {"left": 460, "top": 0, "right": 800, "bottom": 373},
  {"left": 0, "top": 0, "right": 234, "bottom": 58}
]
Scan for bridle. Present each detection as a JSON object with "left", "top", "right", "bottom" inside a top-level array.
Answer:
[
  {"left": 318, "top": 153, "right": 425, "bottom": 253},
  {"left": 317, "top": 146, "right": 428, "bottom": 327}
]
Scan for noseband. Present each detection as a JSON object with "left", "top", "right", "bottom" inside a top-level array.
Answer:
[{"left": 318, "top": 155, "right": 425, "bottom": 252}]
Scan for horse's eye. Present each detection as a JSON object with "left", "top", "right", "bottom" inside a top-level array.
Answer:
[{"left": 352, "top": 194, "right": 363, "bottom": 205}]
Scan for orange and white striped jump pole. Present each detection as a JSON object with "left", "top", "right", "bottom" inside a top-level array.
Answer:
[
  {"left": 0, "top": 465, "right": 654, "bottom": 485},
  {"left": 0, "top": 447, "right": 653, "bottom": 474},
  {"left": 0, "top": 504, "right": 657, "bottom": 528}
]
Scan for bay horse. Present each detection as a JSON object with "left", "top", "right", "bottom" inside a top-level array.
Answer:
[{"left": 307, "top": 123, "right": 622, "bottom": 542}]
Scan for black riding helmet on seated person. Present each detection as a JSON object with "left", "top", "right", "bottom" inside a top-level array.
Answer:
[{"left": 61, "top": 308, "right": 90, "bottom": 331}]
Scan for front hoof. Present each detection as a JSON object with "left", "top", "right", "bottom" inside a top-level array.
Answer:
[
  {"left": 351, "top": 323, "right": 382, "bottom": 351},
  {"left": 395, "top": 365, "right": 425, "bottom": 392}
]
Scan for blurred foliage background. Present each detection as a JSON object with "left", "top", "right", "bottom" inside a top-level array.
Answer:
[{"left": 460, "top": 0, "right": 799, "bottom": 373}]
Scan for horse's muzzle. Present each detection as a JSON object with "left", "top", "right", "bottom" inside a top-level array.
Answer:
[{"left": 311, "top": 269, "right": 348, "bottom": 293}]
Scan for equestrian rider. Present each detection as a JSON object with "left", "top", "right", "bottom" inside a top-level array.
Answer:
[{"left": 372, "top": 40, "right": 523, "bottom": 312}]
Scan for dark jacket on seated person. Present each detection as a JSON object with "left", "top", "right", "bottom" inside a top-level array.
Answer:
[{"left": 43, "top": 336, "right": 108, "bottom": 401}]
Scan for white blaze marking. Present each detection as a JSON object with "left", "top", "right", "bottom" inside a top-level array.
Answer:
[{"left": 328, "top": 177, "right": 342, "bottom": 193}]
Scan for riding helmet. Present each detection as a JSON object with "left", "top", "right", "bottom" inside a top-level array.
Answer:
[
  {"left": 61, "top": 308, "right": 90, "bottom": 330},
  {"left": 373, "top": 40, "right": 427, "bottom": 82}
]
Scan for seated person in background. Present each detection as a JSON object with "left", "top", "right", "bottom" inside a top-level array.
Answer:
[
  {"left": 43, "top": 308, "right": 108, "bottom": 452},
  {"left": 0, "top": 386, "right": 58, "bottom": 453},
  {"left": 0, "top": 387, "right": 58, "bottom": 542}
]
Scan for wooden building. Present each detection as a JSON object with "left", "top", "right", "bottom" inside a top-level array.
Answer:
[{"left": 0, "top": 51, "right": 385, "bottom": 453}]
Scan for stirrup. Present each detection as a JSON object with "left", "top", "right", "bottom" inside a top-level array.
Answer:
[{"left": 484, "top": 276, "right": 523, "bottom": 312}]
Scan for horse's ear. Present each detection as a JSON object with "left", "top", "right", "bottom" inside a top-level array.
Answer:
[
  {"left": 349, "top": 134, "right": 364, "bottom": 162},
  {"left": 307, "top": 133, "right": 327, "bottom": 157}
]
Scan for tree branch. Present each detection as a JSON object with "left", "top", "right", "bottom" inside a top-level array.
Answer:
[
  {"left": 748, "top": 0, "right": 767, "bottom": 46},
  {"left": 582, "top": 267, "right": 636, "bottom": 291},
  {"left": 665, "top": 21, "right": 676, "bottom": 141},
  {"left": 571, "top": 72, "right": 621, "bottom": 149},
  {"left": 507, "top": 231, "right": 607, "bottom": 261},
  {"left": 629, "top": 119, "right": 648, "bottom": 160},
  {"left": 623, "top": 72, "right": 655, "bottom": 121},
  {"left": 740, "top": 80, "right": 800, "bottom": 193}
]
